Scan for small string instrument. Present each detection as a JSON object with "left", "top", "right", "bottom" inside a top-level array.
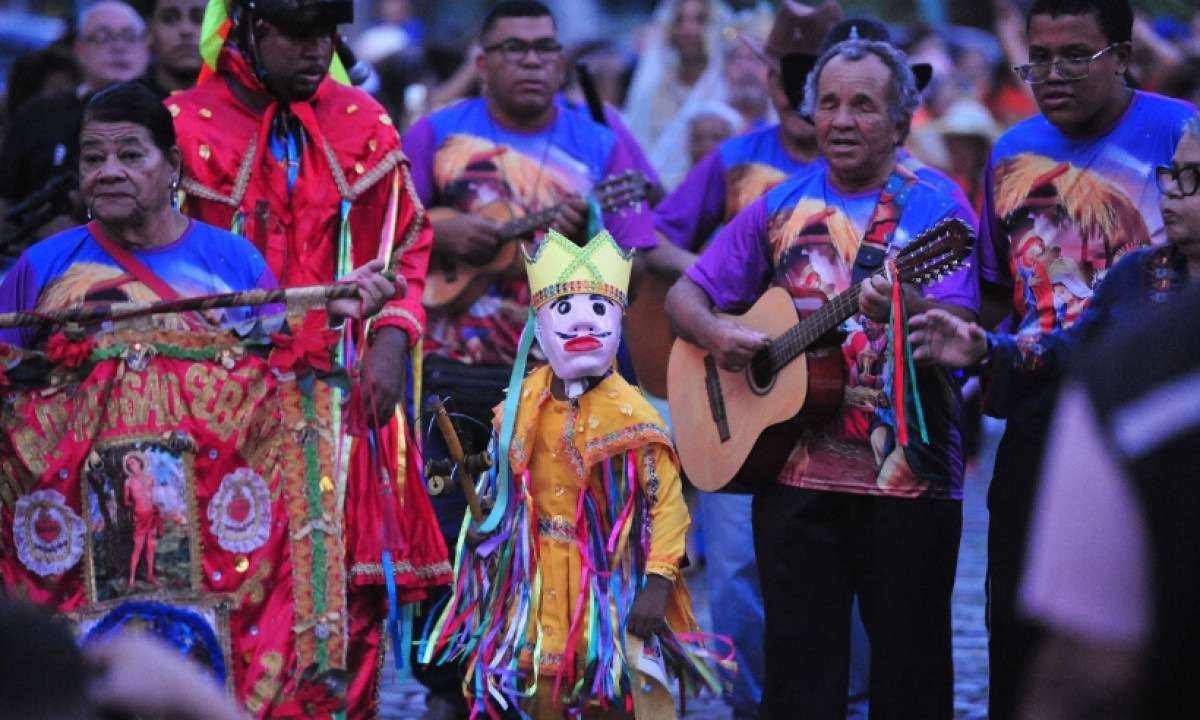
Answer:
[{"left": 423, "top": 170, "right": 648, "bottom": 315}]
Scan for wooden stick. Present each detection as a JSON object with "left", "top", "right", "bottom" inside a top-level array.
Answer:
[
  {"left": 0, "top": 281, "right": 365, "bottom": 329},
  {"left": 428, "top": 397, "right": 485, "bottom": 523}
]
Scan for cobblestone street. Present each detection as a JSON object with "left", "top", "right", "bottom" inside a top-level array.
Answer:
[{"left": 381, "top": 420, "right": 1000, "bottom": 719}]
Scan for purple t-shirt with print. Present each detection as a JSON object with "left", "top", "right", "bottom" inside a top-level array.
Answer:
[{"left": 687, "top": 163, "right": 978, "bottom": 499}]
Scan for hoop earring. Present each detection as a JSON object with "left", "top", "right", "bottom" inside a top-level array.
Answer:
[{"left": 170, "top": 180, "right": 180, "bottom": 209}]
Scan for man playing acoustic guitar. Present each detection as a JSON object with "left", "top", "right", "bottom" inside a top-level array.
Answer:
[{"left": 665, "top": 35, "right": 978, "bottom": 720}]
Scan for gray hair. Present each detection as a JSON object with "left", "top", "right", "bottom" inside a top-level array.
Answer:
[
  {"left": 800, "top": 39, "right": 921, "bottom": 141},
  {"left": 1185, "top": 112, "right": 1200, "bottom": 142}
]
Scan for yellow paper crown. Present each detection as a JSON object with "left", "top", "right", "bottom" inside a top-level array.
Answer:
[{"left": 525, "top": 229, "right": 634, "bottom": 311}]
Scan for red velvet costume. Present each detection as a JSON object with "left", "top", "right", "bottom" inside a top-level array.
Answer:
[{"left": 170, "top": 46, "right": 451, "bottom": 717}]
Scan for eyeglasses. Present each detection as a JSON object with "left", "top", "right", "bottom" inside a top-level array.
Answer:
[
  {"left": 1013, "top": 44, "right": 1118, "bottom": 85},
  {"left": 483, "top": 38, "right": 563, "bottom": 63},
  {"left": 1156, "top": 163, "right": 1200, "bottom": 198},
  {"left": 80, "top": 29, "right": 145, "bottom": 46}
]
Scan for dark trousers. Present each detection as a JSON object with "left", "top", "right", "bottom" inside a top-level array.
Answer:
[
  {"left": 412, "top": 358, "right": 511, "bottom": 705},
  {"left": 985, "top": 418, "right": 1048, "bottom": 720},
  {"left": 753, "top": 484, "right": 962, "bottom": 720}
]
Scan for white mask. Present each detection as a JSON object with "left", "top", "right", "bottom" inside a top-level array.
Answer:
[{"left": 534, "top": 292, "right": 623, "bottom": 399}]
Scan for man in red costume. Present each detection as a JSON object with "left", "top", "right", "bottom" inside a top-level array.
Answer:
[{"left": 169, "top": 0, "right": 450, "bottom": 715}]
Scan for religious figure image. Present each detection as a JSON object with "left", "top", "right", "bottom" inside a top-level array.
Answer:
[{"left": 85, "top": 442, "right": 194, "bottom": 602}]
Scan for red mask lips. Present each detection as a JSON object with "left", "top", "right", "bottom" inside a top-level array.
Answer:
[{"left": 563, "top": 336, "right": 603, "bottom": 352}]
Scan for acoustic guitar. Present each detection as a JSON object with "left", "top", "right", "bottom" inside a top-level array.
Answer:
[
  {"left": 667, "top": 217, "right": 974, "bottom": 493},
  {"left": 423, "top": 170, "right": 648, "bottom": 315}
]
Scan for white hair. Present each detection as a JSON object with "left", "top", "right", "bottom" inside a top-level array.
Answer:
[
  {"left": 687, "top": 100, "right": 744, "bottom": 133},
  {"left": 1185, "top": 112, "right": 1200, "bottom": 142},
  {"left": 77, "top": 1, "right": 145, "bottom": 34}
]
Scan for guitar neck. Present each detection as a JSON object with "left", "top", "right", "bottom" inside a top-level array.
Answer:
[
  {"left": 767, "top": 285, "right": 862, "bottom": 370},
  {"left": 492, "top": 173, "right": 645, "bottom": 242},
  {"left": 497, "top": 206, "right": 560, "bottom": 242}
]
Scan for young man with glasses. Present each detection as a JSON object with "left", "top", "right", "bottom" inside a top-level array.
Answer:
[
  {"left": 169, "top": 0, "right": 451, "bottom": 716},
  {"left": 963, "top": 1, "right": 1196, "bottom": 717}
]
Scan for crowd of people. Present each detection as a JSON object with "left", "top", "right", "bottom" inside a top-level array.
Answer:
[{"left": 0, "top": 0, "right": 1199, "bottom": 718}]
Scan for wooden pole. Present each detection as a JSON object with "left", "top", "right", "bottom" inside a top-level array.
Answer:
[
  {"left": 0, "top": 279, "right": 382, "bottom": 329},
  {"left": 428, "top": 397, "right": 485, "bottom": 524}
]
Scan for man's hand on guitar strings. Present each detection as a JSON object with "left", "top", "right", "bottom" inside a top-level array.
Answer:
[
  {"left": 909, "top": 309, "right": 989, "bottom": 369},
  {"left": 704, "top": 318, "right": 771, "bottom": 372},
  {"left": 552, "top": 193, "right": 589, "bottom": 245},
  {"left": 859, "top": 275, "right": 925, "bottom": 324},
  {"left": 432, "top": 212, "right": 503, "bottom": 265}
]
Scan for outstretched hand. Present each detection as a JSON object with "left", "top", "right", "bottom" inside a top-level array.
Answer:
[{"left": 909, "top": 308, "right": 989, "bottom": 368}]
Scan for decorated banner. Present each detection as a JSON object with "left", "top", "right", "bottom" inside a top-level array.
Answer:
[{"left": 0, "top": 317, "right": 356, "bottom": 717}]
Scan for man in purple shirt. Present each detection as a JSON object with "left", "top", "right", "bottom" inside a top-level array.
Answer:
[{"left": 666, "top": 36, "right": 977, "bottom": 720}]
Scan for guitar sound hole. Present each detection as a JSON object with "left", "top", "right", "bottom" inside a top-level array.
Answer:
[{"left": 746, "top": 350, "right": 776, "bottom": 396}]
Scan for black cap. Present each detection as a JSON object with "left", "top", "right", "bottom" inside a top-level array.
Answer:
[
  {"left": 243, "top": 0, "right": 352, "bottom": 35},
  {"left": 780, "top": 17, "right": 934, "bottom": 110}
]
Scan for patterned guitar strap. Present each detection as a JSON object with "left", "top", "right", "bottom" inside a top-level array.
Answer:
[
  {"left": 856, "top": 166, "right": 935, "bottom": 446},
  {"left": 850, "top": 167, "right": 919, "bottom": 284}
]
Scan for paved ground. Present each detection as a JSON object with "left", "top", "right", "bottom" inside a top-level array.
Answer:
[{"left": 381, "top": 420, "right": 1002, "bottom": 719}]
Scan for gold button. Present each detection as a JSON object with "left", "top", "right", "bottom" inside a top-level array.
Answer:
[
  {"left": 588, "top": 417, "right": 599, "bottom": 430},
  {"left": 346, "top": 104, "right": 358, "bottom": 114},
  {"left": 167, "top": 104, "right": 180, "bottom": 117},
  {"left": 198, "top": 144, "right": 211, "bottom": 161},
  {"left": 554, "top": 485, "right": 566, "bottom": 496},
  {"left": 199, "top": 107, "right": 213, "bottom": 118},
  {"left": 619, "top": 403, "right": 633, "bottom": 416},
  {"left": 235, "top": 556, "right": 250, "bottom": 573},
  {"left": 354, "top": 162, "right": 364, "bottom": 174},
  {"left": 368, "top": 138, "right": 378, "bottom": 152},
  {"left": 319, "top": 476, "right": 334, "bottom": 493},
  {"left": 379, "top": 113, "right": 393, "bottom": 125}
]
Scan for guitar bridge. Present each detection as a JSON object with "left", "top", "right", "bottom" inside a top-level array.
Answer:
[{"left": 704, "top": 355, "right": 731, "bottom": 443}]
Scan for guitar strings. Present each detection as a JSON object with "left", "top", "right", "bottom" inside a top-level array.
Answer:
[{"left": 743, "top": 237, "right": 968, "bottom": 379}]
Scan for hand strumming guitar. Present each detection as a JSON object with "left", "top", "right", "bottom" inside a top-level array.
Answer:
[
  {"left": 551, "top": 193, "right": 589, "bottom": 245},
  {"left": 432, "top": 211, "right": 503, "bottom": 265},
  {"left": 703, "top": 318, "right": 771, "bottom": 372}
]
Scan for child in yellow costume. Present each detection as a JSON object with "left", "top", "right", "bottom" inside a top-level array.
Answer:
[{"left": 420, "top": 230, "right": 721, "bottom": 718}]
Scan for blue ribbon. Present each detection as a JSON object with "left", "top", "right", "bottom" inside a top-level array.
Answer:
[{"left": 481, "top": 308, "right": 537, "bottom": 534}]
